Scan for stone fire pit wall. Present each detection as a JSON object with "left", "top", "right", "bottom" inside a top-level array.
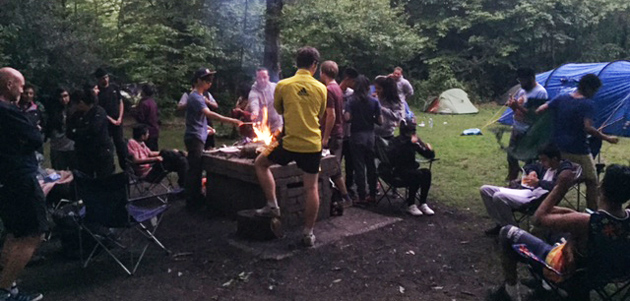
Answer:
[{"left": 203, "top": 153, "right": 339, "bottom": 228}]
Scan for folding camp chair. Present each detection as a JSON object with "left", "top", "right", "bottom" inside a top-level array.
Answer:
[
  {"left": 125, "top": 156, "right": 177, "bottom": 202},
  {"left": 374, "top": 137, "right": 438, "bottom": 210},
  {"left": 513, "top": 210, "right": 630, "bottom": 301},
  {"left": 512, "top": 162, "right": 583, "bottom": 228},
  {"left": 73, "top": 171, "right": 172, "bottom": 275}
]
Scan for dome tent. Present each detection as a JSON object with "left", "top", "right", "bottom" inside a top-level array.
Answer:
[
  {"left": 498, "top": 61, "right": 630, "bottom": 138},
  {"left": 425, "top": 88, "right": 479, "bottom": 114}
]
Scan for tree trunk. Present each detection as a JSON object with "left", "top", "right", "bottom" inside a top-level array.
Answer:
[{"left": 263, "top": 0, "right": 283, "bottom": 82}]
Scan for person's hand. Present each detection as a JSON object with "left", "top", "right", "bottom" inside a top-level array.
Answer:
[
  {"left": 235, "top": 120, "right": 244, "bottom": 127},
  {"left": 115, "top": 118, "right": 122, "bottom": 126},
  {"left": 411, "top": 134, "right": 418, "bottom": 144},
  {"left": 607, "top": 136, "right": 619, "bottom": 144},
  {"left": 207, "top": 126, "right": 216, "bottom": 135},
  {"left": 426, "top": 143, "right": 433, "bottom": 151},
  {"left": 156, "top": 156, "right": 164, "bottom": 162},
  {"left": 322, "top": 137, "right": 329, "bottom": 149}
]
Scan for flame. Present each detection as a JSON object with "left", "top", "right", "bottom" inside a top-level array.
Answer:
[{"left": 252, "top": 106, "right": 274, "bottom": 145}]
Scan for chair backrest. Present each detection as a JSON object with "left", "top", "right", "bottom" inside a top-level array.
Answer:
[
  {"left": 74, "top": 171, "right": 130, "bottom": 228},
  {"left": 586, "top": 209, "right": 630, "bottom": 288}
]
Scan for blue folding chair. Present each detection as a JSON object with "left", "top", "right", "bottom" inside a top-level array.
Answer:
[{"left": 73, "top": 171, "right": 172, "bottom": 275}]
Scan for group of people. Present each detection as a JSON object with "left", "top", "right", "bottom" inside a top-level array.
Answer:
[{"left": 480, "top": 68, "right": 629, "bottom": 300}]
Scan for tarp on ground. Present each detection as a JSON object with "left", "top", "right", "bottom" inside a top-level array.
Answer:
[
  {"left": 425, "top": 88, "right": 479, "bottom": 114},
  {"left": 498, "top": 61, "right": 630, "bottom": 138}
]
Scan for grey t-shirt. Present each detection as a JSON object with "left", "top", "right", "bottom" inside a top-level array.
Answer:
[{"left": 184, "top": 91, "right": 209, "bottom": 142}]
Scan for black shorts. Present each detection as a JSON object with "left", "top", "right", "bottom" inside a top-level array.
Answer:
[
  {"left": 0, "top": 174, "right": 49, "bottom": 238},
  {"left": 267, "top": 143, "right": 322, "bottom": 174}
]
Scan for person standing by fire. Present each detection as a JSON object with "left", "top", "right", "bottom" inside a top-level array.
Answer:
[
  {"left": 319, "top": 60, "right": 353, "bottom": 206},
  {"left": 248, "top": 67, "right": 283, "bottom": 133},
  {"left": 184, "top": 68, "right": 243, "bottom": 211},
  {"left": 254, "top": 47, "right": 327, "bottom": 247}
]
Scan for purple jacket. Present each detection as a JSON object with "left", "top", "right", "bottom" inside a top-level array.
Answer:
[{"left": 133, "top": 97, "right": 159, "bottom": 138}]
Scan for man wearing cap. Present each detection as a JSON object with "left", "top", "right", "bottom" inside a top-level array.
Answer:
[
  {"left": 184, "top": 68, "right": 243, "bottom": 210},
  {"left": 0, "top": 67, "right": 46, "bottom": 301},
  {"left": 94, "top": 67, "right": 128, "bottom": 170},
  {"left": 253, "top": 47, "right": 327, "bottom": 247}
]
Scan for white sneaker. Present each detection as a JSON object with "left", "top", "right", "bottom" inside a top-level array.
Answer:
[
  {"left": 302, "top": 233, "right": 316, "bottom": 247},
  {"left": 254, "top": 205, "right": 281, "bottom": 217},
  {"left": 407, "top": 204, "right": 423, "bottom": 216},
  {"left": 419, "top": 203, "right": 435, "bottom": 216}
]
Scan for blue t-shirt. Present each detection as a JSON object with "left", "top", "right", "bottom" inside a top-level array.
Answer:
[
  {"left": 184, "top": 91, "right": 209, "bottom": 142},
  {"left": 548, "top": 93, "right": 595, "bottom": 155},
  {"left": 345, "top": 95, "right": 381, "bottom": 133}
]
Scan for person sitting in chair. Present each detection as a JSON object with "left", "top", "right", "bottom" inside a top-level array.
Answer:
[
  {"left": 127, "top": 124, "right": 188, "bottom": 189},
  {"left": 489, "top": 164, "right": 630, "bottom": 301},
  {"left": 387, "top": 118, "right": 436, "bottom": 216},
  {"left": 480, "top": 144, "right": 574, "bottom": 235}
]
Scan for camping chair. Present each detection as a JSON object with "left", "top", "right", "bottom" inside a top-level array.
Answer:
[
  {"left": 125, "top": 155, "right": 177, "bottom": 202},
  {"left": 73, "top": 171, "right": 172, "bottom": 275},
  {"left": 374, "top": 137, "right": 438, "bottom": 210},
  {"left": 512, "top": 162, "right": 583, "bottom": 229},
  {"left": 512, "top": 212, "right": 630, "bottom": 301}
]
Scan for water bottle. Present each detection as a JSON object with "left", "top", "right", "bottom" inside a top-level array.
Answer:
[{"left": 429, "top": 118, "right": 433, "bottom": 128}]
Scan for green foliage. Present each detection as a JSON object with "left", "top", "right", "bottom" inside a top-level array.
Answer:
[
  {"left": 280, "top": 0, "right": 423, "bottom": 78},
  {"left": 397, "top": 0, "right": 630, "bottom": 101}
]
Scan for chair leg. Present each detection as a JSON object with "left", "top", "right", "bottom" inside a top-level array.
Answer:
[{"left": 81, "top": 226, "right": 133, "bottom": 275}]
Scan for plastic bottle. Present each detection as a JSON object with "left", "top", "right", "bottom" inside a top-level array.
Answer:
[{"left": 429, "top": 118, "right": 434, "bottom": 128}]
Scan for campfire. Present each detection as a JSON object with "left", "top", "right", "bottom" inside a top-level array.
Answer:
[{"left": 206, "top": 106, "right": 278, "bottom": 159}]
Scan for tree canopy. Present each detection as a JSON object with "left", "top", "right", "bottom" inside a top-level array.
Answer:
[{"left": 1, "top": 0, "right": 628, "bottom": 109}]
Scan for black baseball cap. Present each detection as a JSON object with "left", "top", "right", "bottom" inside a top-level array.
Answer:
[
  {"left": 93, "top": 67, "right": 109, "bottom": 79},
  {"left": 193, "top": 68, "right": 217, "bottom": 82}
]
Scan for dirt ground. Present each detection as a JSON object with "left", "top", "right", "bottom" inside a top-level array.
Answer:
[{"left": 20, "top": 199, "right": 508, "bottom": 301}]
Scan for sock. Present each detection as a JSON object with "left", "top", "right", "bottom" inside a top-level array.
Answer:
[
  {"left": 266, "top": 199, "right": 279, "bottom": 208},
  {"left": 303, "top": 227, "right": 313, "bottom": 236}
]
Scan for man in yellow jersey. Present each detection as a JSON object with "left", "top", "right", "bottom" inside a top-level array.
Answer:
[{"left": 254, "top": 47, "right": 327, "bottom": 247}]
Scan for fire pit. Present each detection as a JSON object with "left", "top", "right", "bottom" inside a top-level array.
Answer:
[
  {"left": 202, "top": 146, "right": 338, "bottom": 228},
  {"left": 202, "top": 108, "right": 338, "bottom": 228}
]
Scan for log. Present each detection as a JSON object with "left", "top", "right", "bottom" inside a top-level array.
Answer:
[{"left": 236, "top": 209, "right": 283, "bottom": 241}]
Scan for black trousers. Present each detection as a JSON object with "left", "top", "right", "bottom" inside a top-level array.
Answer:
[
  {"left": 398, "top": 168, "right": 432, "bottom": 206},
  {"left": 341, "top": 138, "right": 355, "bottom": 196},
  {"left": 350, "top": 133, "right": 377, "bottom": 200},
  {"left": 185, "top": 137, "right": 205, "bottom": 208},
  {"left": 109, "top": 123, "right": 129, "bottom": 170},
  {"left": 145, "top": 149, "right": 188, "bottom": 187}
]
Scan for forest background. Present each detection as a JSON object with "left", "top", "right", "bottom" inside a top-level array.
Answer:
[{"left": 1, "top": 0, "right": 629, "bottom": 116}]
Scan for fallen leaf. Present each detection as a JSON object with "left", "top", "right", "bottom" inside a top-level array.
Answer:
[
  {"left": 177, "top": 272, "right": 183, "bottom": 277},
  {"left": 333, "top": 279, "right": 342, "bottom": 283},
  {"left": 222, "top": 279, "right": 234, "bottom": 287},
  {"left": 432, "top": 286, "right": 443, "bottom": 290},
  {"left": 405, "top": 250, "right": 416, "bottom": 255}
]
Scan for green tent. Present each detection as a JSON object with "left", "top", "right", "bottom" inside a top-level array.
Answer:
[{"left": 425, "top": 88, "right": 479, "bottom": 114}]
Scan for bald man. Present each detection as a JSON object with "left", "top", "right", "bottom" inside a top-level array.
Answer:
[{"left": 0, "top": 67, "right": 46, "bottom": 301}]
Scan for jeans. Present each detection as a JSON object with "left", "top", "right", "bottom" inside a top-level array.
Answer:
[
  {"left": 185, "top": 137, "right": 205, "bottom": 208},
  {"left": 350, "top": 131, "right": 376, "bottom": 200}
]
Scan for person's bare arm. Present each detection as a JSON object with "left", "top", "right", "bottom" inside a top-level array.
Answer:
[
  {"left": 532, "top": 170, "right": 590, "bottom": 236},
  {"left": 201, "top": 107, "right": 243, "bottom": 126},
  {"left": 116, "top": 99, "right": 124, "bottom": 125},
  {"left": 509, "top": 95, "right": 528, "bottom": 114},
  {"left": 344, "top": 111, "right": 351, "bottom": 122},
  {"left": 584, "top": 118, "right": 619, "bottom": 144},
  {"left": 535, "top": 102, "right": 549, "bottom": 114},
  {"left": 132, "top": 156, "right": 162, "bottom": 164},
  {"left": 322, "top": 108, "right": 335, "bottom": 148}
]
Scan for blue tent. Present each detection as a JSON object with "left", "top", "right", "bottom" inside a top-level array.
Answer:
[{"left": 498, "top": 61, "right": 630, "bottom": 137}]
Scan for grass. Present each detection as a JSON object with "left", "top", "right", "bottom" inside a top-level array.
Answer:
[{"left": 45, "top": 104, "right": 629, "bottom": 217}]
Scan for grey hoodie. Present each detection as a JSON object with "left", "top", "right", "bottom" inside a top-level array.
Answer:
[{"left": 248, "top": 82, "right": 283, "bottom": 132}]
